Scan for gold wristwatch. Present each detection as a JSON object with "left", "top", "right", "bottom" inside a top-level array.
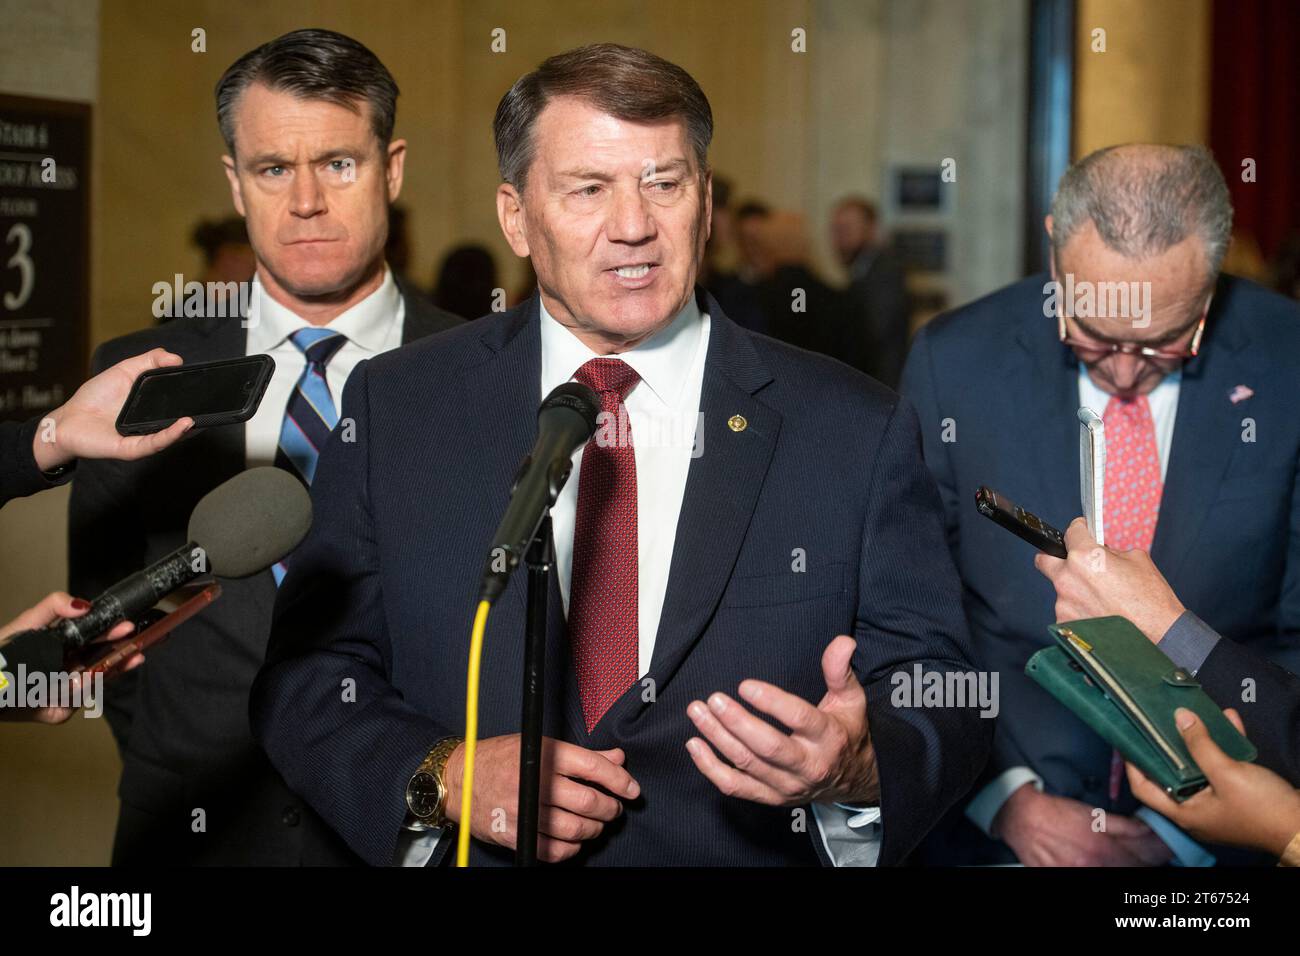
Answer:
[{"left": 404, "top": 736, "right": 464, "bottom": 831}]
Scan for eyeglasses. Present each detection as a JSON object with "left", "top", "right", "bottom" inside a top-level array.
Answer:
[{"left": 1058, "top": 309, "right": 1207, "bottom": 361}]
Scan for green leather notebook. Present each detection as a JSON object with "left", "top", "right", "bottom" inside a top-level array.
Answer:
[{"left": 1025, "top": 616, "right": 1256, "bottom": 801}]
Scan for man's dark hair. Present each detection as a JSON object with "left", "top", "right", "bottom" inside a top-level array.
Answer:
[
  {"left": 493, "top": 43, "right": 713, "bottom": 191},
  {"left": 734, "top": 200, "right": 771, "bottom": 222},
  {"left": 215, "top": 28, "right": 399, "bottom": 155}
]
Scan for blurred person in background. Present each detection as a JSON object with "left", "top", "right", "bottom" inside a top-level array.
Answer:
[
  {"left": 733, "top": 199, "right": 770, "bottom": 285},
  {"left": 193, "top": 216, "right": 256, "bottom": 286},
  {"left": 156, "top": 218, "right": 256, "bottom": 323},
  {"left": 433, "top": 243, "right": 499, "bottom": 319},
  {"left": 750, "top": 210, "right": 851, "bottom": 363},
  {"left": 700, "top": 175, "right": 764, "bottom": 331},
  {"left": 831, "top": 196, "right": 910, "bottom": 389}
]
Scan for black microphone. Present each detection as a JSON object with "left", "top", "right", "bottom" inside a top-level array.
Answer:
[
  {"left": 49, "top": 467, "right": 312, "bottom": 649},
  {"left": 479, "top": 382, "right": 600, "bottom": 603}
]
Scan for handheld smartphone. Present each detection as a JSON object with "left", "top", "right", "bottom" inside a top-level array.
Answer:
[
  {"left": 72, "top": 583, "right": 221, "bottom": 680},
  {"left": 1077, "top": 406, "right": 1106, "bottom": 546},
  {"left": 974, "top": 485, "right": 1067, "bottom": 558},
  {"left": 115, "top": 354, "right": 275, "bottom": 435}
]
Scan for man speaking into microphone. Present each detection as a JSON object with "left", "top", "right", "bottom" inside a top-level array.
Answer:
[{"left": 252, "top": 43, "right": 989, "bottom": 866}]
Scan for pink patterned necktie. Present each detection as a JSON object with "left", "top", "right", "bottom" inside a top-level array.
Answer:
[
  {"left": 1102, "top": 393, "right": 1163, "bottom": 802},
  {"left": 1102, "top": 395, "right": 1162, "bottom": 552},
  {"left": 569, "top": 358, "right": 641, "bottom": 733}
]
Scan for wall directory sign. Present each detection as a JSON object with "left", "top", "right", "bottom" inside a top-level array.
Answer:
[{"left": 0, "top": 94, "right": 90, "bottom": 422}]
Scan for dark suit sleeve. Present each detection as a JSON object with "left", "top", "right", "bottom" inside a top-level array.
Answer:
[
  {"left": 901, "top": 327, "right": 1033, "bottom": 792},
  {"left": 1275, "top": 454, "right": 1300, "bottom": 667},
  {"left": 898, "top": 326, "right": 962, "bottom": 569},
  {"left": 1196, "top": 637, "right": 1300, "bottom": 786},
  {"left": 250, "top": 359, "right": 453, "bottom": 866},
  {"left": 1, "top": 417, "right": 72, "bottom": 507},
  {"left": 67, "top": 343, "right": 146, "bottom": 750},
  {"left": 855, "top": 396, "right": 993, "bottom": 864}
]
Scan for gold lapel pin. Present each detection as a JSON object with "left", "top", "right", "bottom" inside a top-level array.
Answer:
[{"left": 728, "top": 414, "right": 747, "bottom": 432}]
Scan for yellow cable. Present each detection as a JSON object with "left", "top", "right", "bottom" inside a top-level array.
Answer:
[{"left": 456, "top": 598, "right": 492, "bottom": 867}]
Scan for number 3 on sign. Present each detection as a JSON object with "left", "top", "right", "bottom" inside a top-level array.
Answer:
[{"left": 5, "top": 222, "right": 35, "bottom": 311}]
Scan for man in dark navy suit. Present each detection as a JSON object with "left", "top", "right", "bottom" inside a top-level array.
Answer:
[
  {"left": 251, "top": 43, "right": 990, "bottom": 867},
  {"left": 901, "top": 144, "right": 1300, "bottom": 865},
  {"left": 69, "top": 30, "right": 460, "bottom": 865}
]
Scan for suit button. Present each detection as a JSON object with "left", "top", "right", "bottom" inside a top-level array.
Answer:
[{"left": 282, "top": 805, "right": 301, "bottom": 827}]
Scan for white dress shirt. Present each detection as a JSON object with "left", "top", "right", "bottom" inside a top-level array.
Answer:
[
  {"left": 243, "top": 268, "right": 405, "bottom": 467},
  {"left": 398, "top": 295, "right": 882, "bottom": 866},
  {"left": 966, "top": 364, "right": 1204, "bottom": 864},
  {"left": 542, "top": 294, "right": 707, "bottom": 676},
  {"left": 1077, "top": 364, "right": 1181, "bottom": 481}
]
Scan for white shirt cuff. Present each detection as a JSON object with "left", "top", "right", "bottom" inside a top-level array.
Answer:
[
  {"left": 395, "top": 809, "right": 888, "bottom": 866},
  {"left": 812, "top": 801, "right": 883, "bottom": 866},
  {"left": 965, "top": 767, "right": 1044, "bottom": 837},
  {"left": 394, "top": 825, "right": 445, "bottom": 866},
  {"left": 1134, "top": 807, "right": 1216, "bottom": 867}
]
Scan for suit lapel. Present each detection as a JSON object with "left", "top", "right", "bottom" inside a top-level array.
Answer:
[
  {"left": 1151, "top": 300, "right": 1252, "bottom": 579},
  {"left": 399, "top": 285, "right": 446, "bottom": 343},
  {"left": 464, "top": 299, "right": 592, "bottom": 740},
  {"left": 643, "top": 291, "right": 778, "bottom": 687}
]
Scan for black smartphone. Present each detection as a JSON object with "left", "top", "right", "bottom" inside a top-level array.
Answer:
[
  {"left": 115, "top": 354, "right": 275, "bottom": 435},
  {"left": 974, "top": 485, "right": 1067, "bottom": 558}
]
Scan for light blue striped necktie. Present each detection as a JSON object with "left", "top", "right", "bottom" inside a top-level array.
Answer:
[{"left": 273, "top": 327, "right": 347, "bottom": 584}]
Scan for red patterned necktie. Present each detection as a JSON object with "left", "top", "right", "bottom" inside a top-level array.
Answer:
[
  {"left": 1102, "top": 393, "right": 1164, "bottom": 802},
  {"left": 1102, "top": 394, "right": 1163, "bottom": 552},
  {"left": 569, "top": 358, "right": 641, "bottom": 732}
]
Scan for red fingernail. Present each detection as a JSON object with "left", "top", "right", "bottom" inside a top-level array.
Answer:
[{"left": 71, "top": 598, "right": 90, "bottom": 611}]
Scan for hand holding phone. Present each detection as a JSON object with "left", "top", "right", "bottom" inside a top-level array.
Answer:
[{"left": 115, "top": 354, "right": 274, "bottom": 435}]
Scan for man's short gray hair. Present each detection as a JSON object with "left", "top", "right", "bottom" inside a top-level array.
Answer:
[{"left": 1050, "top": 144, "right": 1233, "bottom": 288}]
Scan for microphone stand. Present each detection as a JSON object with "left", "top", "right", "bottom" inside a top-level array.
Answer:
[{"left": 516, "top": 513, "right": 553, "bottom": 866}]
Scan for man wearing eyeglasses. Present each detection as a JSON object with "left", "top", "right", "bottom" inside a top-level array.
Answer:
[{"left": 900, "top": 143, "right": 1300, "bottom": 866}]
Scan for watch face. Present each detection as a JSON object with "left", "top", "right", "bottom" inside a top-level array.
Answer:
[{"left": 407, "top": 771, "right": 441, "bottom": 818}]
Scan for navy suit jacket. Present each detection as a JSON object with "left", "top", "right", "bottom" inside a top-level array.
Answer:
[
  {"left": 67, "top": 282, "right": 460, "bottom": 865},
  {"left": 900, "top": 273, "right": 1300, "bottom": 860},
  {"left": 251, "top": 287, "right": 991, "bottom": 866}
]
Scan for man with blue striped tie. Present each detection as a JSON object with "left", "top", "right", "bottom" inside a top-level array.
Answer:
[{"left": 67, "top": 29, "right": 460, "bottom": 866}]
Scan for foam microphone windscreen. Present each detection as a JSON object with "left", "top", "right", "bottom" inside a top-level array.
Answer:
[{"left": 187, "top": 466, "right": 313, "bottom": 578}]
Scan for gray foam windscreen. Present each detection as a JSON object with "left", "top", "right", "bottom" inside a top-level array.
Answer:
[{"left": 187, "top": 466, "right": 313, "bottom": 578}]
